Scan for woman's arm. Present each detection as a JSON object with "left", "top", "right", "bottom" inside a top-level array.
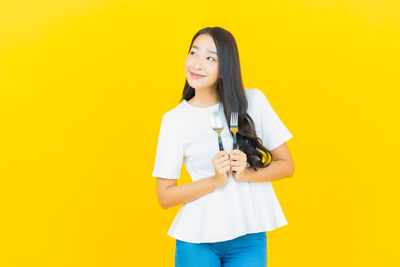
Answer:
[{"left": 156, "top": 176, "right": 220, "bottom": 209}]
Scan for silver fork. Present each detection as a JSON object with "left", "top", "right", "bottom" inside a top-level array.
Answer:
[{"left": 230, "top": 111, "right": 238, "bottom": 150}]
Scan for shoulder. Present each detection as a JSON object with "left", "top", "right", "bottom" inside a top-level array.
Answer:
[
  {"left": 246, "top": 87, "right": 268, "bottom": 97},
  {"left": 244, "top": 88, "right": 256, "bottom": 96},
  {"left": 244, "top": 88, "right": 270, "bottom": 108},
  {"left": 161, "top": 100, "right": 186, "bottom": 120},
  {"left": 159, "top": 102, "right": 187, "bottom": 131},
  {"left": 244, "top": 88, "right": 266, "bottom": 99}
]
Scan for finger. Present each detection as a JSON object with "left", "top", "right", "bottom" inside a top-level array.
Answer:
[
  {"left": 231, "top": 153, "right": 246, "bottom": 160},
  {"left": 230, "top": 158, "right": 244, "bottom": 165},
  {"left": 231, "top": 161, "right": 245, "bottom": 167},
  {"left": 232, "top": 166, "right": 244, "bottom": 172},
  {"left": 231, "top": 149, "right": 243, "bottom": 155},
  {"left": 216, "top": 153, "right": 226, "bottom": 160},
  {"left": 216, "top": 155, "right": 230, "bottom": 164},
  {"left": 233, "top": 150, "right": 246, "bottom": 158},
  {"left": 219, "top": 158, "right": 231, "bottom": 166},
  {"left": 230, "top": 160, "right": 238, "bottom": 167},
  {"left": 217, "top": 151, "right": 228, "bottom": 158},
  {"left": 229, "top": 154, "right": 240, "bottom": 161},
  {"left": 221, "top": 161, "right": 231, "bottom": 168},
  {"left": 223, "top": 165, "right": 230, "bottom": 173}
]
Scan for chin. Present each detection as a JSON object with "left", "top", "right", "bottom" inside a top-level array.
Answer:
[{"left": 190, "top": 82, "right": 210, "bottom": 89}]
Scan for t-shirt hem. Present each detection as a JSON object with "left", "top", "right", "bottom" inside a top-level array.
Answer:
[
  {"left": 168, "top": 222, "right": 288, "bottom": 243},
  {"left": 151, "top": 171, "right": 180, "bottom": 179}
]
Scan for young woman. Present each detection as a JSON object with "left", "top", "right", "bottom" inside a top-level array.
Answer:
[{"left": 152, "top": 27, "right": 294, "bottom": 267}]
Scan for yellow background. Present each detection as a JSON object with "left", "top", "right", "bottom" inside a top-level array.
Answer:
[{"left": 1, "top": 0, "right": 399, "bottom": 266}]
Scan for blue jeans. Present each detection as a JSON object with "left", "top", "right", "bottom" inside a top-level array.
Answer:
[{"left": 175, "top": 232, "right": 267, "bottom": 267}]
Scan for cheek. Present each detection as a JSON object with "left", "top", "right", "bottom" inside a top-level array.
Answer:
[
  {"left": 184, "top": 57, "right": 194, "bottom": 69},
  {"left": 208, "top": 64, "right": 219, "bottom": 77}
]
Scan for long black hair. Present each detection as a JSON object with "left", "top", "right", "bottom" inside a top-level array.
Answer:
[{"left": 180, "top": 26, "right": 273, "bottom": 170}]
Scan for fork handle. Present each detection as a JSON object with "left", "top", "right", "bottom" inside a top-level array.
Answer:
[
  {"left": 233, "top": 134, "right": 238, "bottom": 150},
  {"left": 218, "top": 135, "right": 224, "bottom": 151}
]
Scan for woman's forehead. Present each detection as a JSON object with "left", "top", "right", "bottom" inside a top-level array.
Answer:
[{"left": 192, "top": 35, "right": 217, "bottom": 51}]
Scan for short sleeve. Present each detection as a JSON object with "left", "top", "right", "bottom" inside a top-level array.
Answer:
[
  {"left": 151, "top": 114, "right": 184, "bottom": 179},
  {"left": 254, "top": 88, "right": 293, "bottom": 151}
]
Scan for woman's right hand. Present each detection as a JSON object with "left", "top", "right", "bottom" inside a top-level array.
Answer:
[{"left": 212, "top": 151, "right": 231, "bottom": 188}]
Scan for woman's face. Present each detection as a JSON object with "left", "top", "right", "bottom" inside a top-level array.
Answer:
[{"left": 184, "top": 34, "right": 220, "bottom": 91}]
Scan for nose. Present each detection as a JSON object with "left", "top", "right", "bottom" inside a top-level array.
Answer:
[{"left": 193, "top": 57, "right": 204, "bottom": 70}]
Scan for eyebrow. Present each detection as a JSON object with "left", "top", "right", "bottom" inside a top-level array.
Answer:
[{"left": 192, "top": 45, "right": 218, "bottom": 55}]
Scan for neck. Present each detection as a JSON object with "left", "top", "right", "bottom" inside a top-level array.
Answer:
[{"left": 190, "top": 86, "right": 220, "bottom": 107}]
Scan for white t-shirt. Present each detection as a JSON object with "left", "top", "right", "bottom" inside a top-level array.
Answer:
[{"left": 152, "top": 88, "right": 293, "bottom": 243}]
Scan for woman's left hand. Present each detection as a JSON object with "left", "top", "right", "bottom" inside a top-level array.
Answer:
[{"left": 229, "top": 149, "right": 248, "bottom": 182}]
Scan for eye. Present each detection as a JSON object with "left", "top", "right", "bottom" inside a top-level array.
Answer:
[{"left": 189, "top": 51, "right": 216, "bottom": 61}]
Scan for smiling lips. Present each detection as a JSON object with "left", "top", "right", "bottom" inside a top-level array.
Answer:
[{"left": 190, "top": 71, "right": 206, "bottom": 79}]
